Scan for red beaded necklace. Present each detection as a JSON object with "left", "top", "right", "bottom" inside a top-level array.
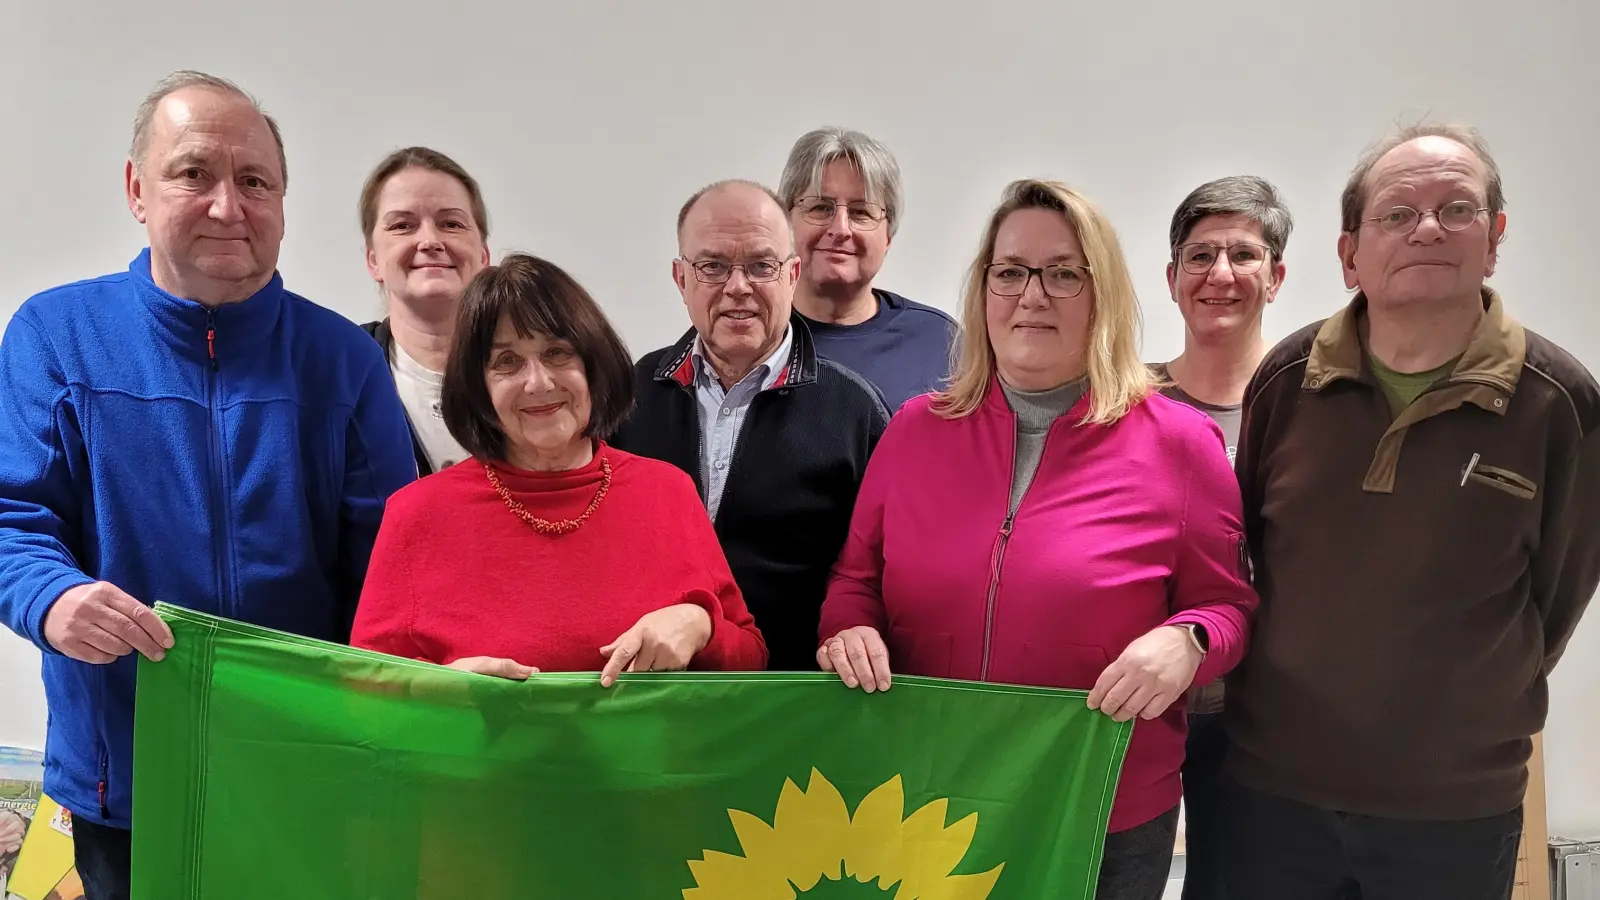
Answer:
[{"left": 483, "top": 454, "right": 612, "bottom": 536}]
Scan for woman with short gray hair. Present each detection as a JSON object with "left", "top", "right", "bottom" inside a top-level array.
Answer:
[{"left": 778, "top": 127, "right": 956, "bottom": 411}]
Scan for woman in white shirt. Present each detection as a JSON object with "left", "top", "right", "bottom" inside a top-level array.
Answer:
[{"left": 358, "top": 146, "right": 492, "bottom": 475}]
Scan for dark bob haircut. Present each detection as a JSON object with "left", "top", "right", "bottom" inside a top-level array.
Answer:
[{"left": 440, "top": 253, "right": 636, "bottom": 462}]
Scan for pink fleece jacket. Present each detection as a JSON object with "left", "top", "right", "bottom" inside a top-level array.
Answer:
[{"left": 819, "top": 379, "right": 1258, "bottom": 833}]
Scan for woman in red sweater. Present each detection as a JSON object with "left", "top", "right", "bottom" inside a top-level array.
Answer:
[{"left": 351, "top": 253, "right": 767, "bottom": 682}]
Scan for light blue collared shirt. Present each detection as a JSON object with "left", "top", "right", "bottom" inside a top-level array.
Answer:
[{"left": 691, "top": 325, "right": 794, "bottom": 521}]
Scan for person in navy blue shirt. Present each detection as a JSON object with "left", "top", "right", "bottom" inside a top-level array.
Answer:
[
  {"left": 0, "top": 71, "right": 416, "bottom": 900},
  {"left": 778, "top": 128, "right": 956, "bottom": 412}
]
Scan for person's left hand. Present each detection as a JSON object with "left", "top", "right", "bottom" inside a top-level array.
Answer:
[
  {"left": 1087, "top": 625, "right": 1203, "bottom": 722},
  {"left": 599, "top": 604, "right": 712, "bottom": 687}
]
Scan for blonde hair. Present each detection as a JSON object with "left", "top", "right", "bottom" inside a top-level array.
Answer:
[{"left": 934, "top": 178, "right": 1155, "bottom": 424}]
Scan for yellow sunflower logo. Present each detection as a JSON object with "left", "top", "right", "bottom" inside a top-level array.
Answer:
[{"left": 683, "top": 768, "right": 1004, "bottom": 899}]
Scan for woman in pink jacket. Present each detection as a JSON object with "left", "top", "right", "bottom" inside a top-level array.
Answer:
[{"left": 818, "top": 178, "right": 1258, "bottom": 900}]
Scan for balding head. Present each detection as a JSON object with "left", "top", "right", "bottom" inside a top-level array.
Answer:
[
  {"left": 676, "top": 180, "right": 793, "bottom": 255},
  {"left": 1341, "top": 123, "right": 1502, "bottom": 235},
  {"left": 131, "top": 70, "right": 287, "bottom": 189}
]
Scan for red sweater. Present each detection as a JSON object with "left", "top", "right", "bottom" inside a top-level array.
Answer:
[{"left": 351, "top": 443, "right": 767, "bottom": 672}]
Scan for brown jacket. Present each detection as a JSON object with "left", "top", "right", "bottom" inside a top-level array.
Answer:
[{"left": 1227, "top": 288, "right": 1600, "bottom": 820}]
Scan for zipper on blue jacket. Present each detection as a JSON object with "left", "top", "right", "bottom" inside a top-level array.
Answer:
[
  {"left": 205, "top": 310, "right": 233, "bottom": 619},
  {"left": 98, "top": 753, "right": 109, "bottom": 820},
  {"left": 96, "top": 667, "right": 109, "bottom": 820}
]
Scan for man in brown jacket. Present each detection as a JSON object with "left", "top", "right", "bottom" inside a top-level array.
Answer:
[{"left": 1224, "top": 123, "right": 1600, "bottom": 900}]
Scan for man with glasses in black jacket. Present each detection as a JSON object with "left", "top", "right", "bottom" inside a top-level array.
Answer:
[{"left": 611, "top": 179, "right": 890, "bottom": 673}]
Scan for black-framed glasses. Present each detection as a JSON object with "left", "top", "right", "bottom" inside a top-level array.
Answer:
[
  {"left": 680, "top": 256, "right": 794, "bottom": 284},
  {"left": 1361, "top": 200, "right": 1489, "bottom": 236},
  {"left": 1175, "top": 242, "right": 1270, "bottom": 276},
  {"left": 793, "top": 196, "right": 888, "bottom": 230},
  {"left": 985, "top": 263, "right": 1092, "bottom": 300}
]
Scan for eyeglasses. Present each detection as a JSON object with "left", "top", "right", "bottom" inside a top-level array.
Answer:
[
  {"left": 680, "top": 256, "right": 794, "bottom": 284},
  {"left": 985, "top": 263, "right": 1092, "bottom": 300},
  {"left": 1360, "top": 200, "right": 1489, "bottom": 236},
  {"left": 793, "top": 196, "right": 888, "bottom": 231},
  {"left": 1175, "top": 242, "right": 1271, "bottom": 276}
]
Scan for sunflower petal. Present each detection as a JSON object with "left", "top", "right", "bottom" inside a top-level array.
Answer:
[
  {"left": 896, "top": 801, "right": 980, "bottom": 897},
  {"left": 846, "top": 775, "right": 906, "bottom": 890},
  {"left": 765, "top": 770, "right": 850, "bottom": 890},
  {"left": 683, "top": 849, "right": 799, "bottom": 900},
  {"left": 926, "top": 864, "right": 1004, "bottom": 900}
]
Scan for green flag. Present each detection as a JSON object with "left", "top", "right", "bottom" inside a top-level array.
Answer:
[{"left": 132, "top": 603, "right": 1132, "bottom": 899}]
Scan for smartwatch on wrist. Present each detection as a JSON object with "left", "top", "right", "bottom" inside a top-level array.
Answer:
[{"left": 1181, "top": 623, "right": 1209, "bottom": 660}]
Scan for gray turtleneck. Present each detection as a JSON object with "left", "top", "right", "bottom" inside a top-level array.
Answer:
[{"left": 1001, "top": 378, "right": 1088, "bottom": 513}]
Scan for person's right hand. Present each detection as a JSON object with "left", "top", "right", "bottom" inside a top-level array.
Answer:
[
  {"left": 444, "top": 656, "right": 537, "bottom": 680},
  {"left": 0, "top": 809, "right": 25, "bottom": 855},
  {"left": 42, "top": 582, "right": 174, "bottom": 664},
  {"left": 817, "top": 626, "right": 893, "bottom": 692}
]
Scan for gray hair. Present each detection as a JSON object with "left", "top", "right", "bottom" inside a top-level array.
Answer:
[
  {"left": 778, "top": 127, "right": 904, "bottom": 238},
  {"left": 1168, "top": 175, "right": 1294, "bottom": 263},
  {"left": 675, "top": 179, "right": 791, "bottom": 252},
  {"left": 1341, "top": 122, "right": 1504, "bottom": 234},
  {"left": 130, "top": 70, "right": 288, "bottom": 188}
]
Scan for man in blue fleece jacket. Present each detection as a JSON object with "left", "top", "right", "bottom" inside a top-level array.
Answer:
[{"left": 0, "top": 70, "right": 417, "bottom": 898}]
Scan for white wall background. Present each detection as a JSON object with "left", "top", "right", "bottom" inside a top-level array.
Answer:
[{"left": 2, "top": 0, "right": 1597, "bottom": 835}]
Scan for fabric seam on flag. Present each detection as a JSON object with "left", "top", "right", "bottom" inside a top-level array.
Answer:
[
  {"left": 1078, "top": 716, "right": 1137, "bottom": 899},
  {"left": 150, "top": 603, "right": 1094, "bottom": 699},
  {"left": 187, "top": 614, "right": 217, "bottom": 900}
]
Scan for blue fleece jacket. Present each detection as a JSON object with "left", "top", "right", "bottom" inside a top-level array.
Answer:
[{"left": 0, "top": 250, "right": 418, "bottom": 828}]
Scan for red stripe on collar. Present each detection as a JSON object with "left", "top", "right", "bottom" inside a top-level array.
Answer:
[
  {"left": 669, "top": 350, "right": 695, "bottom": 387},
  {"left": 765, "top": 335, "right": 803, "bottom": 389}
]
